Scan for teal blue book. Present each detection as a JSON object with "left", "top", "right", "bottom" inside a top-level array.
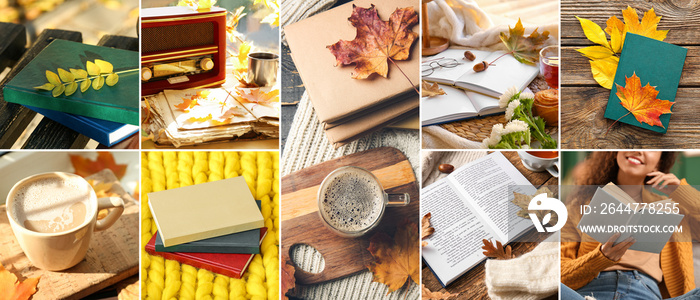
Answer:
[
  {"left": 2, "top": 39, "right": 138, "bottom": 125},
  {"left": 604, "top": 33, "right": 687, "bottom": 133}
]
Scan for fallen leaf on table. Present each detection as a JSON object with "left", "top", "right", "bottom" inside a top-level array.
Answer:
[
  {"left": 71, "top": 152, "right": 127, "bottom": 179},
  {"left": 0, "top": 263, "right": 40, "bottom": 300},
  {"left": 421, "top": 284, "right": 458, "bottom": 300},
  {"left": 281, "top": 257, "right": 296, "bottom": 300},
  {"left": 367, "top": 218, "right": 419, "bottom": 293},
  {"left": 421, "top": 213, "right": 435, "bottom": 247},
  {"left": 327, "top": 4, "right": 418, "bottom": 79},
  {"left": 512, "top": 186, "right": 556, "bottom": 222},
  {"left": 589, "top": 56, "right": 619, "bottom": 89},
  {"left": 87, "top": 180, "right": 120, "bottom": 220},
  {"left": 117, "top": 281, "right": 139, "bottom": 300},
  {"left": 499, "top": 18, "right": 550, "bottom": 65},
  {"left": 421, "top": 81, "right": 445, "bottom": 98},
  {"left": 617, "top": 6, "right": 668, "bottom": 42},
  {"left": 235, "top": 88, "right": 279, "bottom": 106},
  {"left": 613, "top": 72, "right": 673, "bottom": 129},
  {"left": 482, "top": 239, "right": 512, "bottom": 260}
]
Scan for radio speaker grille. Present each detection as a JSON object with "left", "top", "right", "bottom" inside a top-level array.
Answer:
[{"left": 143, "top": 22, "right": 215, "bottom": 53}]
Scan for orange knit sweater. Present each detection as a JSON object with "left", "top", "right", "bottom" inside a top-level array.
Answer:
[{"left": 561, "top": 181, "right": 700, "bottom": 298}]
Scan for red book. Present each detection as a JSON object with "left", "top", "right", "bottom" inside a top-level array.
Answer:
[{"left": 145, "top": 228, "right": 267, "bottom": 278}]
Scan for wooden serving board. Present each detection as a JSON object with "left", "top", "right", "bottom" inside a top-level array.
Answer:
[
  {"left": 281, "top": 147, "right": 419, "bottom": 284},
  {"left": 0, "top": 169, "right": 139, "bottom": 300}
]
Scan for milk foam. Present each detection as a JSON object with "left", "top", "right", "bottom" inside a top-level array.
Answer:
[
  {"left": 320, "top": 169, "right": 383, "bottom": 232},
  {"left": 12, "top": 176, "right": 92, "bottom": 230}
]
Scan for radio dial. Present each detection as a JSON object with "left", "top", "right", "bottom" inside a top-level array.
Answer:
[
  {"left": 200, "top": 58, "right": 214, "bottom": 71},
  {"left": 141, "top": 67, "right": 153, "bottom": 81}
]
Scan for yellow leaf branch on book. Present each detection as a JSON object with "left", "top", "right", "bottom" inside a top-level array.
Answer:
[{"left": 34, "top": 59, "right": 135, "bottom": 97}]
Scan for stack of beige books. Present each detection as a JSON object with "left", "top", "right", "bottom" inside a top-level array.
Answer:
[
  {"left": 285, "top": 0, "right": 419, "bottom": 147},
  {"left": 145, "top": 86, "right": 279, "bottom": 147}
]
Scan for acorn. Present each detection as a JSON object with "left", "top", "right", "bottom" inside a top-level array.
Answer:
[
  {"left": 438, "top": 164, "right": 454, "bottom": 174},
  {"left": 473, "top": 61, "right": 488, "bottom": 72},
  {"left": 463, "top": 50, "right": 476, "bottom": 61}
]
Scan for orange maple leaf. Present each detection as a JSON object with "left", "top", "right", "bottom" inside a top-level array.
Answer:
[
  {"left": 499, "top": 18, "right": 550, "bottom": 64},
  {"left": 421, "top": 284, "right": 458, "bottom": 300},
  {"left": 481, "top": 239, "right": 513, "bottom": 260},
  {"left": 367, "top": 218, "right": 419, "bottom": 293},
  {"left": 174, "top": 90, "right": 210, "bottom": 112},
  {"left": 0, "top": 263, "right": 40, "bottom": 300},
  {"left": 615, "top": 72, "right": 673, "bottom": 128},
  {"left": 421, "top": 213, "right": 435, "bottom": 247},
  {"left": 236, "top": 89, "right": 279, "bottom": 106},
  {"left": 70, "top": 152, "right": 127, "bottom": 180},
  {"left": 327, "top": 4, "right": 418, "bottom": 79}
]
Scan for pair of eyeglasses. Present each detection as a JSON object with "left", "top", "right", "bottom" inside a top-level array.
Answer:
[{"left": 421, "top": 58, "right": 463, "bottom": 76}]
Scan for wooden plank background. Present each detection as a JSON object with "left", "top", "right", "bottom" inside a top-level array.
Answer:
[{"left": 561, "top": 0, "right": 700, "bottom": 148}]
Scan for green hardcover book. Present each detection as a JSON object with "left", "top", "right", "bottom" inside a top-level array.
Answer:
[
  {"left": 2, "top": 39, "right": 138, "bottom": 125},
  {"left": 603, "top": 33, "right": 687, "bottom": 133}
]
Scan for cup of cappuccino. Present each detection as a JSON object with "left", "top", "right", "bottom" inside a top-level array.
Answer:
[
  {"left": 317, "top": 166, "right": 410, "bottom": 238},
  {"left": 6, "top": 172, "right": 125, "bottom": 271}
]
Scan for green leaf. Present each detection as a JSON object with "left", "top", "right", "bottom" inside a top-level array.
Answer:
[
  {"left": 58, "top": 68, "right": 74, "bottom": 82},
  {"left": 86, "top": 61, "right": 100, "bottom": 76},
  {"left": 46, "top": 70, "right": 61, "bottom": 86},
  {"left": 80, "top": 79, "right": 91, "bottom": 92},
  {"left": 105, "top": 73, "right": 119, "bottom": 86},
  {"left": 64, "top": 82, "right": 78, "bottom": 96},
  {"left": 94, "top": 59, "right": 113, "bottom": 74},
  {"left": 35, "top": 83, "right": 54, "bottom": 91},
  {"left": 70, "top": 68, "right": 88, "bottom": 79},
  {"left": 92, "top": 75, "right": 105, "bottom": 90},
  {"left": 52, "top": 84, "right": 65, "bottom": 97}
]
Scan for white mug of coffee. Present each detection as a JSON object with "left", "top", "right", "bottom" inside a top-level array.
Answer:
[
  {"left": 518, "top": 151, "right": 559, "bottom": 177},
  {"left": 6, "top": 172, "right": 125, "bottom": 271},
  {"left": 317, "top": 166, "right": 409, "bottom": 238}
]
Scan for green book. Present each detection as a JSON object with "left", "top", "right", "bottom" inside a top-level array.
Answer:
[
  {"left": 604, "top": 33, "right": 687, "bottom": 133},
  {"left": 3, "top": 39, "right": 138, "bottom": 125}
]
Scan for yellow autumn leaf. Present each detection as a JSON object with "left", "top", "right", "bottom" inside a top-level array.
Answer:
[
  {"left": 46, "top": 70, "right": 61, "bottom": 86},
  {"left": 58, "top": 68, "right": 74, "bottom": 82},
  {"left": 70, "top": 68, "right": 88, "bottom": 79},
  {"left": 52, "top": 84, "right": 65, "bottom": 97},
  {"left": 605, "top": 16, "right": 625, "bottom": 53},
  {"left": 577, "top": 45, "right": 615, "bottom": 60},
  {"left": 590, "top": 56, "right": 619, "bottom": 89},
  {"left": 105, "top": 73, "right": 119, "bottom": 86},
  {"left": 34, "top": 83, "right": 54, "bottom": 91},
  {"left": 576, "top": 16, "right": 610, "bottom": 48},
  {"left": 622, "top": 6, "right": 668, "bottom": 41},
  {"left": 86, "top": 61, "right": 100, "bottom": 76},
  {"left": 80, "top": 79, "right": 91, "bottom": 92},
  {"left": 198, "top": 0, "right": 216, "bottom": 9},
  {"left": 94, "top": 59, "right": 113, "bottom": 74},
  {"left": 93, "top": 75, "right": 105, "bottom": 90},
  {"left": 65, "top": 82, "right": 78, "bottom": 96}
]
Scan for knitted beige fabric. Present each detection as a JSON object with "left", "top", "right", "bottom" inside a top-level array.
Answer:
[{"left": 485, "top": 241, "right": 560, "bottom": 300}]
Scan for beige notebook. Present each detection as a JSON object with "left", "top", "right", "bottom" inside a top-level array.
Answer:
[
  {"left": 148, "top": 177, "right": 264, "bottom": 247},
  {"left": 324, "top": 93, "right": 419, "bottom": 130},
  {"left": 327, "top": 108, "right": 419, "bottom": 147},
  {"left": 284, "top": 0, "right": 419, "bottom": 123}
]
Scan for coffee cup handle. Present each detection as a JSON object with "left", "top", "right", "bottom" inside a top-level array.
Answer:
[
  {"left": 95, "top": 197, "right": 125, "bottom": 232},
  {"left": 386, "top": 193, "right": 410, "bottom": 207},
  {"left": 546, "top": 161, "right": 560, "bottom": 178}
]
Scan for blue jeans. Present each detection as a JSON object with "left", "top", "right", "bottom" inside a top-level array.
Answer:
[{"left": 560, "top": 270, "right": 700, "bottom": 300}]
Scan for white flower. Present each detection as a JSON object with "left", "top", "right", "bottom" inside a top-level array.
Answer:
[
  {"left": 504, "top": 119, "right": 529, "bottom": 134},
  {"left": 498, "top": 86, "right": 519, "bottom": 108},
  {"left": 505, "top": 100, "right": 520, "bottom": 121},
  {"left": 483, "top": 123, "right": 504, "bottom": 148},
  {"left": 519, "top": 91, "right": 535, "bottom": 100}
]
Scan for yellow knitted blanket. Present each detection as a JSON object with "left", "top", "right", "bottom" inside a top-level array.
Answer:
[{"left": 141, "top": 151, "right": 279, "bottom": 300}]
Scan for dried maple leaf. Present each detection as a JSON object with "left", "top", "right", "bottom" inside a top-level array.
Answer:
[
  {"left": 499, "top": 19, "right": 549, "bottom": 65},
  {"left": 482, "top": 239, "right": 512, "bottom": 260},
  {"left": 421, "top": 213, "right": 435, "bottom": 247},
  {"left": 281, "top": 257, "right": 296, "bottom": 300},
  {"left": 327, "top": 4, "right": 418, "bottom": 79},
  {"left": 367, "top": 218, "right": 419, "bottom": 293},
  {"left": 70, "top": 152, "right": 127, "bottom": 179},
  {"left": 613, "top": 72, "right": 673, "bottom": 129},
  {"left": 174, "top": 90, "right": 210, "bottom": 112},
  {"left": 421, "top": 81, "right": 445, "bottom": 98},
  {"left": 186, "top": 114, "right": 213, "bottom": 123},
  {"left": 0, "top": 263, "right": 40, "bottom": 300},
  {"left": 236, "top": 88, "right": 279, "bottom": 106},
  {"left": 117, "top": 281, "right": 139, "bottom": 300},
  {"left": 421, "top": 284, "right": 458, "bottom": 300}
]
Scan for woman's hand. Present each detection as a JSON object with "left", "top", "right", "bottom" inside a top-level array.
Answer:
[
  {"left": 600, "top": 233, "right": 635, "bottom": 261},
  {"left": 646, "top": 171, "right": 681, "bottom": 195}
]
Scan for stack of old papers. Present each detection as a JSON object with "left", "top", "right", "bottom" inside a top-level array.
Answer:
[{"left": 145, "top": 87, "right": 279, "bottom": 147}]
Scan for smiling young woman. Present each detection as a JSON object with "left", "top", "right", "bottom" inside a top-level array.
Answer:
[{"left": 560, "top": 151, "right": 700, "bottom": 300}]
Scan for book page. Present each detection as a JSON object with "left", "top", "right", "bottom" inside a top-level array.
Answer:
[
  {"left": 421, "top": 85, "right": 478, "bottom": 125},
  {"left": 455, "top": 51, "right": 539, "bottom": 96},
  {"left": 465, "top": 90, "right": 501, "bottom": 114},
  {"left": 422, "top": 49, "right": 492, "bottom": 85},
  {"left": 421, "top": 179, "right": 503, "bottom": 286},
  {"left": 448, "top": 152, "right": 536, "bottom": 240}
]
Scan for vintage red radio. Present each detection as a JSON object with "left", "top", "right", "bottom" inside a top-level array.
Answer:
[{"left": 141, "top": 6, "right": 227, "bottom": 95}]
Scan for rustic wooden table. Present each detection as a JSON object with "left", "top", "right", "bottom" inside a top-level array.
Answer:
[
  {"left": 561, "top": 0, "right": 700, "bottom": 149},
  {"left": 421, "top": 151, "right": 558, "bottom": 299},
  {"left": 0, "top": 23, "right": 138, "bottom": 149}
]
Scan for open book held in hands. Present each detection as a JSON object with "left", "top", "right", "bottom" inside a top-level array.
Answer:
[{"left": 577, "top": 182, "right": 684, "bottom": 254}]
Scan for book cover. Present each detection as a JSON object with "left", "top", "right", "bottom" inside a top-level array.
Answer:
[
  {"left": 603, "top": 33, "right": 687, "bottom": 133},
  {"left": 155, "top": 200, "right": 265, "bottom": 254},
  {"left": 3, "top": 39, "right": 139, "bottom": 125},
  {"left": 25, "top": 105, "right": 138, "bottom": 146},
  {"left": 148, "top": 176, "right": 264, "bottom": 247},
  {"left": 145, "top": 229, "right": 265, "bottom": 279},
  {"left": 284, "top": 0, "right": 419, "bottom": 123}
]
